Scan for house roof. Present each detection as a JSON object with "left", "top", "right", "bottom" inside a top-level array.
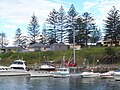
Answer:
[
  {"left": 0, "top": 46, "right": 21, "bottom": 49},
  {"left": 51, "top": 43, "right": 66, "bottom": 46},
  {"left": 28, "top": 43, "right": 46, "bottom": 48}
]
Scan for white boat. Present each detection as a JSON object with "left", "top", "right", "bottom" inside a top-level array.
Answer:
[
  {"left": 30, "top": 61, "right": 56, "bottom": 77},
  {"left": 100, "top": 71, "right": 114, "bottom": 79},
  {"left": 30, "top": 70, "right": 54, "bottom": 77},
  {"left": 10, "top": 59, "right": 27, "bottom": 70},
  {"left": 113, "top": 70, "right": 120, "bottom": 81},
  {"left": 0, "top": 59, "right": 30, "bottom": 76},
  {"left": 53, "top": 67, "right": 81, "bottom": 78},
  {"left": 39, "top": 61, "right": 55, "bottom": 70},
  {"left": 80, "top": 71, "right": 100, "bottom": 78}
]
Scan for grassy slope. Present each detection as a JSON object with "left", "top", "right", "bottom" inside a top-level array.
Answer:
[{"left": 0, "top": 47, "right": 120, "bottom": 66}]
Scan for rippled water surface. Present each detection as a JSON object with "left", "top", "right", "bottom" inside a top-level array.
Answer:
[{"left": 0, "top": 76, "right": 120, "bottom": 90}]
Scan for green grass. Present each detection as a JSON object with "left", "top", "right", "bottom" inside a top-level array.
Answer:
[{"left": 0, "top": 47, "right": 120, "bottom": 66}]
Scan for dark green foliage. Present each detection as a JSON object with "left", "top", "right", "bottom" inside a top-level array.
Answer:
[
  {"left": 81, "top": 12, "right": 95, "bottom": 46},
  {"left": 68, "top": 4, "right": 78, "bottom": 17},
  {"left": 42, "top": 23, "right": 47, "bottom": 44},
  {"left": 28, "top": 13, "right": 40, "bottom": 44},
  {"left": 0, "top": 32, "right": 8, "bottom": 47},
  {"left": 66, "top": 4, "right": 78, "bottom": 44},
  {"left": 103, "top": 47, "right": 120, "bottom": 64},
  {"left": 14, "top": 28, "right": 22, "bottom": 46},
  {"left": 14, "top": 28, "right": 28, "bottom": 48},
  {"left": 44, "top": 5, "right": 101, "bottom": 46},
  {"left": 75, "top": 17, "right": 84, "bottom": 45},
  {"left": 46, "top": 9, "right": 59, "bottom": 44},
  {"left": 57, "top": 6, "right": 67, "bottom": 43},
  {"left": 90, "top": 28, "right": 102, "bottom": 43},
  {"left": 104, "top": 6, "right": 120, "bottom": 46},
  {"left": 75, "top": 12, "right": 100, "bottom": 47}
]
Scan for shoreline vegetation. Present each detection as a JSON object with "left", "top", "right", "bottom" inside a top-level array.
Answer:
[{"left": 0, "top": 47, "right": 120, "bottom": 68}]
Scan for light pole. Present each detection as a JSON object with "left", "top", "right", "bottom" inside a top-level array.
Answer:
[
  {"left": 83, "top": 59, "right": 86, "bottom": 66},
  {"left": 96, "top": 60, "right": 99, "bottom": 66}
]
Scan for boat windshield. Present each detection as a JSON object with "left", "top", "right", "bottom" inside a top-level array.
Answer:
[
  {"left": 41, "top": 61, "right": 54, "bottom": 66},
  {"left": 12, "top": 61, "right": 23, "bottom": 65},
  {"left": 57, "top": 68, "right": 68, "bottom": 71}
]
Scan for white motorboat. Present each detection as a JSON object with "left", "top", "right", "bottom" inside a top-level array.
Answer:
[
  {"left": 39, "top": 61, "right": 55, "bottom": 70},
  {"left": 113, "top": 70, "right": 120, "bottom": 81},
  {"left": 100, "top": 71, "right": 114, "bottom": 79},
  {"left": 80, "top": 67, "right": 100, "bottom": 78},
  {"left": 0, "top": 59, "right": 30, "bottom": 76},
  {"left": 30, "top": 61, "right": 56, "bottom": 77},
  {"left": 80, "top": 71, "right": 100, "bottom": 78},
  {"left": 30, "top": 70, "right": 54, "bottom": 77},
  {"left": 53, "top": 67, "right": 81, "bottom": 78},
  {"left": 10, "top": 59, "right": 27, "bottom": 70}
]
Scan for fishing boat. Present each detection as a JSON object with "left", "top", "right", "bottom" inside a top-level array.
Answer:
[{"left": 0, "top": 59, "right": 30, "bottom": 76}]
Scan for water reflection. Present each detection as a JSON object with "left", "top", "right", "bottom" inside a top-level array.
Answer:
[
  {"left": 0, "top": 76, "right": 120, "bottom": 90},
  {"left": 0, "top": 76, "right": 30, "bottom": 90},
  {"left": 81, "top": 78, "right": 97, "bottom": 84},
  {"left": 30, "top": 77, "right": 70, "bottom": 90}
]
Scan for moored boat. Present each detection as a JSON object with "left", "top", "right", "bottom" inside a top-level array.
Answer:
[
  {"left": 10, "top": 59, "right": 27, "bottom": 70},
  {"left": 0, "top": 59, "right": 30, "bottom": 76},
  {"left": 30, "top": 61, "right": 56, "bottom": 77},
  {"left": 39, "top": 61, "right": 55, "bottom": 70},
  {"left": 53, "top": 67, "right": 81, "bottom": 78},
  {"left": 80, "top": 71, "right": 100, "bottom": 78},
  {"left": 30, "top": 70, "right": 54, "bottom": 77},
  {"left": 113, "top": 69, "right": 120, "bottom": 81},
  {"left": 100, "top": 71, "right": 114, "bottom": 79},
  {"left": 80, "top": 68, "right": 100, "bottom": 78}
]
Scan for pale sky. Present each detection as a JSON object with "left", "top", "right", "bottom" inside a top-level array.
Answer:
[{"left": 0, "top": 0, "right": 120, "bottom": 46}]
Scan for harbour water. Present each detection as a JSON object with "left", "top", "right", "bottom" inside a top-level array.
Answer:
[{"left": 0, "top": 76, "right": 120, "bottom": 90}]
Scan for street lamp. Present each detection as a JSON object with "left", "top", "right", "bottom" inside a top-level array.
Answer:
[{"left": 96, "top": 60, "right": 99, "bottom": 65}]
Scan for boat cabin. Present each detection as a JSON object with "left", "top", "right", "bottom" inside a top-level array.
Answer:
[
  {"left": 39, "top": 61, "right": 55, "bottom": 70},
  {"left": 55, "top": 68, "right": 70, "bottom": 74},
  {"left": 9, "top": 60, "right": 27, "bottom": 70}
]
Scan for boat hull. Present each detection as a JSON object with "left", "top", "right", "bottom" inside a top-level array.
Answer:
[
  {"left": 100, "top": 71, "right": 114, "bottom": 79},
  {"left": 53, "top": 73, "right": 81, "bottom": 78},
  {"left": 80, "top": 72, "right": 100, "bottom": 78},
  {"left": 30, "top": 70, "right": 54, "bottom": 77},
  {"left": 100, "top": 75, "right": 113, "bottom": 79},
  {"left": 113, "top": 72, "right": 120, "bottom": 81},
  {"left": 0, "top": 71, "right": 29, "bottom": 76},
  {"left": 53, "top": 67, "right": 81, "bottom": 78},
  {"left": 0, "top": 66, "right": 29, "bottom": 76}
]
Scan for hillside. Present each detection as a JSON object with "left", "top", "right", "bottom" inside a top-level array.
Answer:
[{"left": 0, "top": 47, "right": 120, "bottom": 66}]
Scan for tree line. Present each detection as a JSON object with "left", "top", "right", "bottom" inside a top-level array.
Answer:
[{"left": 0, "top": 5, "right": 120, "bottom": 48}]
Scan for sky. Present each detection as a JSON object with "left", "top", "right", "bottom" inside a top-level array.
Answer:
[{"left": 0, "top": 0, "right": 120, "bottom": 46}]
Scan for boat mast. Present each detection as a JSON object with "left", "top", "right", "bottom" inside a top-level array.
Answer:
[{"left": 73, "top": 18, "right": 75, "bottom": 64}]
